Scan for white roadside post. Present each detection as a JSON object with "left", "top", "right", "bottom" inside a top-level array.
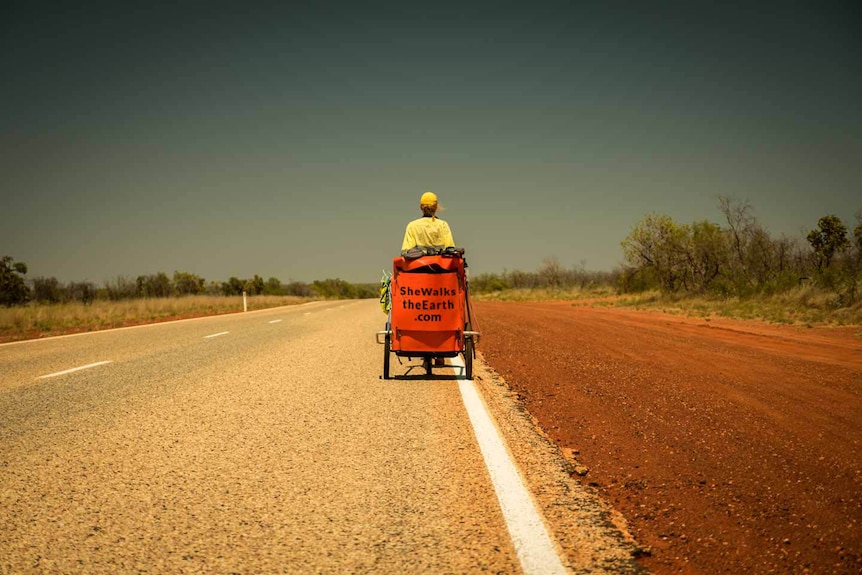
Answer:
[{"left": 243, "top": 290, "right": 248, "bottom": 312}]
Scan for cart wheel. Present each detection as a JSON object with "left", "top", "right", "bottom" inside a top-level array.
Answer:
[
  {"left": 463, "top": 321, "right": 474, "bottom": 380},
  {"left": 383, "top": 334, "right": 391, "bottom": 380},
  {"left": 464, "top": 336, "right": 474, "bottom": 380}
]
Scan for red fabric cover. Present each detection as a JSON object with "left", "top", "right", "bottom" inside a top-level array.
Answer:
[{"left": 390, "top": 255, "right": 466, "bottom": 353}]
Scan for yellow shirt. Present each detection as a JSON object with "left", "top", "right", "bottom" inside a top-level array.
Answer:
[{"left": 401, "top": 216, "right": 455, "bottom": 252}]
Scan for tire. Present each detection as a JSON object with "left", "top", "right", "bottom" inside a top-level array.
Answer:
[
  {"left": 463, "top": 321, "right": 474, "bottom": 380},
  {"left": 383, "top": 334, "right": 391, "bottom": 380}
]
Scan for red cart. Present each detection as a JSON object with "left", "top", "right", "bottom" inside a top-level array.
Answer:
[{"left": 377, "top": 250, "right": 479, "bottom": 379}]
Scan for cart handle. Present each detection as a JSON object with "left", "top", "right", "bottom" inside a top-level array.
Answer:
[{"left": 375, "top": 330, "right": 391, "bottom": 345}]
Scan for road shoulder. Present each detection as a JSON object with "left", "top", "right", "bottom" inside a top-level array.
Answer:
[{"left": 472, "top": 353, "right": 645, "bottom": 574}]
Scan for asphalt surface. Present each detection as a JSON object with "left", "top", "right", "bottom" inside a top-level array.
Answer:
[{"left": 0, "top": 300, "right": 639, "bottom": 574}]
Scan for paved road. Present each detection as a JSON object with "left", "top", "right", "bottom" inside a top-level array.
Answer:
[{"left": 1, "top": 300, "right": 637, "bottom": 574}]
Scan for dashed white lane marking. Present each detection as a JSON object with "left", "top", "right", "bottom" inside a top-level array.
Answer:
[
  {"left": 38, "top": 361, "right": 113, "bottom": 379},
  {"left": 204, "top": 331, "right": 230, "bottom": 339},
  {"left": 451, "top": 356, "right": 568, "bottom": 575},
  {"left": 268, "top": 319, "right": 283, "bottom": 324}
]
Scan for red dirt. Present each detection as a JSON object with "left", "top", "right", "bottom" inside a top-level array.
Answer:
[{"left": 474, "top": 301, "right": 862, "bottom": 575}]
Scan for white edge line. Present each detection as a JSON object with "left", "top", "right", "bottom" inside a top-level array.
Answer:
[
  {"left": 268, "top": 319, "right": 283, "bottom": 324},
  {"left": 204, "top": 331, "right": 230, "bottom": 339},
  {"left": 38, "top": 360, "right": 113, "bottom": 379},
  {"left": 451, "top": 355, "right": 568, "bottom": 575}
]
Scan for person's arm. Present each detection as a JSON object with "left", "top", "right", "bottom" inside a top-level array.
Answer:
[
  {"left": 401, "top": 224, "right": 416, "bottom": 252},
  {"left": 442, "top": 221, "right": 455, "bottom": 248}
]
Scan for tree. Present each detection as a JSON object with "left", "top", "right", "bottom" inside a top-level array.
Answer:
[
  {"left": 284, "top": 281, "right": 313, "bottom": 297},
  {"left": 537, "top": 257, "right": 564, "bottom": 289},
  {"left": 67, "top": 281, "right": 96, "bottom": 304},
  {"left": 136, "top": 272, "right": 172, "bottom": 298},
  {"left": 263, "top": 277, "right": 284, "bottom": 295},
  {"left": 32, "top": 276, "right": 64, "bottom": 304},
  {"left": 683, "top": 220, "right": 727, "bottom": 293},
  {"left": 854, "top": 210, "right": 862, "bottom": 251},
  {"left": 0, "top": 256, "right": 30, "bottom": 306},
  {"left": 718, "top": 197, "right": 756, "bottom": 274},
  {"left": 312, "top": 278, "right": 356, "bottom": 299},
  {"left": 621, "top": 214, "right": 689, "bottom": 292},
  {"left": 105, "top": 275, "right": 137, "bottom": 300},
  {"left": 471, "top": 272, "right": 511, "bottom": 293},
  {"left": 245, "top": 274, "right": 265, "bottom": 295},
  {"left": 807, "top": 215, "right": 849, "bottom": 272},
  {"left": 221, "top": 277, "right": 245, "bottom": 296},
  {"left": 173, "top": 271, "right": 205, "bottom": 295},
  {"left": 718, "top": 196, "right": 767, "bottom": 293}
]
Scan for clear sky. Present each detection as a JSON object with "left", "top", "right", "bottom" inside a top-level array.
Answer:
[{"left": 2, "top": 1, "right": 860, "bottom": 284}]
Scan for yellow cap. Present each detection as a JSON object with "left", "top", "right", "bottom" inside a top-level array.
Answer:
[{"left": 420, "top": 191, "right": 438, "bottom": 206}]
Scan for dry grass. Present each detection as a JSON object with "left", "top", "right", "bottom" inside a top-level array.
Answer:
[
  {"left": 473, "top": 285, "right": 862, "bottom": 329},
  {"left": 472, "top": 285, "right": 617, "bottom": 302},
  {"left": 0, "top": 295, "right": 312, "bottom": 343},
  {"left": 7, "top": 287, "right": 858, "bottom": 344},
  {"left": 605, "top": 287, "right": 862, "bottom": 327}
]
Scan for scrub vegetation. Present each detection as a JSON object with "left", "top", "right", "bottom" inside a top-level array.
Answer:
[
  {"left": 0, "top": 295, "right": 311, "bottom": 342},
  {"left": 3, "top": 198, "right": 861, "bottom": 340},
  {"left": 0, "top": 267, "right": 377, "bottom": 342},
  {"left": 471, "top": 198, "right": 862, "bottom": 327}
]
